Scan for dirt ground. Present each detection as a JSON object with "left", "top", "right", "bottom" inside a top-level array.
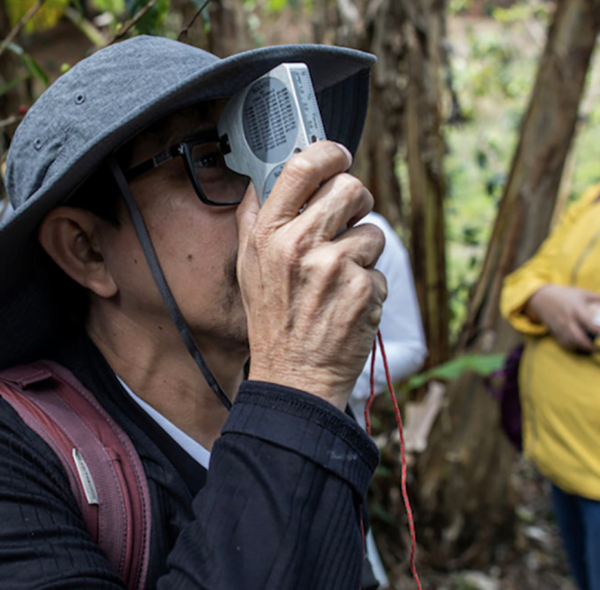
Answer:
[{"left": 381, "top": 456, "right": 577, "bottom": 590}]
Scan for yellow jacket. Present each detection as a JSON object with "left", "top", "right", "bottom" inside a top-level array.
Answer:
[{"left": 501, "top": 183, "right": 600, "bottom": 500}]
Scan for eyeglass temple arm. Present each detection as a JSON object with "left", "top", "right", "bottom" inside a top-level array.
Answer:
[{"left": 124, "top": 145, "right": 183, "bottom": 182}]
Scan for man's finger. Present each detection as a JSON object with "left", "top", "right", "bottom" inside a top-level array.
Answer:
[
  {"left": 329, "top": 223, "right": 385, "bottom": 269},
  {"left": 298, "top": 172, "right": 374, "bottom": 241},
  {"left": 365, "top": 269, "right": 388, "bottom": 326},
  {"left": 259, "top": 141, "right": 352, "bottom": 226}
]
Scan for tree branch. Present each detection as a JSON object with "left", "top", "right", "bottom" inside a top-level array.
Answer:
[
  {"left": 0, "top": 0, "right": 47, "bottom": 61},
  {"left": 0, "top": 114, "right": 23, "bottom": 129},
  {"left": 178, "top": 0, "right": 211, "bottom": 42},
  {"left": 106, "top": 0, "right": 160, "bottom": 45}
]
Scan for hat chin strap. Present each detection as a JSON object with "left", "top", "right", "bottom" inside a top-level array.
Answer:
[{"left": 106, "top": 155, "right": 233, "bottom": 411}]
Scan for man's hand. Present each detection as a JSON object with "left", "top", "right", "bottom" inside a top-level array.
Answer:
[
  {"left": 236, "top": 141, "right": 387, "bottom": 411},
  {"left": 525, "top": 285, "right": 600, "bottom": 352}
]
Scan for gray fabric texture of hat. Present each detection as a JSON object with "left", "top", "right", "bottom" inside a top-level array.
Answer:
[{"left": 0, "top": 35, "right": 375, "bottom": 368}]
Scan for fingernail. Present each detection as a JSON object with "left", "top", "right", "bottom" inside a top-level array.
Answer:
[
  {"left": 593, "top": 310, "right": 600, "bottom": 327},
  {"left": 336, "top": 142, "right": 353, "bottom": 166}
]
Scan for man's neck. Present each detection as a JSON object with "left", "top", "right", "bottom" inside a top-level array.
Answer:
[{"left": 87, "top": 310, "right": 247, "bottom": 451}]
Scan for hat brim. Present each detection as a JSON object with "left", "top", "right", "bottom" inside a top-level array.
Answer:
[{"left": 0, "top": 38, "right": 375, "bottom": 368}]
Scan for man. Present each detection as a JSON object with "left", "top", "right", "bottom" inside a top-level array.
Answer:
[{"left": 0, "top": 35, "right": 387, "bottom": 589}]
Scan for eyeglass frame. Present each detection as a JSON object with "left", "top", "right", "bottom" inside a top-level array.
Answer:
[{"left": 124, "top": 128, "right": 246, "bottom": 207}]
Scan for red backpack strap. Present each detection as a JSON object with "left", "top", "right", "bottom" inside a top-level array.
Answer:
[{"left": 0, "top": 360, "right": 151, "bottom": 590}]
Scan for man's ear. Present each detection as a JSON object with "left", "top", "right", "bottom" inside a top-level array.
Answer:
[{"left": 38, "top": 207, "right": 118, "bottom": 298}]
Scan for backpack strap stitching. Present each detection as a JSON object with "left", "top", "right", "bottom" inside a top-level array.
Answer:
[
  {"left": 39, "top": 361, "right": 152, "bottom": 590},
  {"left": 2, "top": 366, "right": 127, "bottom": 573},
  {"left": 0, "top": 384, "right": 89, "bottom": 513},
  {"left": 0, "top": 362, "right": 152, "bottom": 590}
]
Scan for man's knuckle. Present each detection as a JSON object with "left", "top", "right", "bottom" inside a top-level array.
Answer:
[
  {"left": 351, "top": 271, "right": 373, "bottom": 300},
  {"left": 377, "top": 274, "right": 388, "bottom": 301},
  {"left": 279, "top": 240, "right": 300, "bottom": 266},
  {"left": 310, "top": 249, "right": 343, "bottom": 278},
  {"left": 338, "top": 174, "right": 364, "bottom": 197},
  {"left": 287, "top": 155, "right": 317, "bottom": 182}
]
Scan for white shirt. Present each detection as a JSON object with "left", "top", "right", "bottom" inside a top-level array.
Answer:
[
  {"left": 117, "top": 376, "right": 211, "bottom": 469},
  {"left": 349, "top": 212, "right": 428, "bottom": 429}
]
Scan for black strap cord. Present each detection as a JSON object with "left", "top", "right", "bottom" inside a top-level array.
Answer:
[{"left": 106, "top": 155, "right": 233, "bottom": 411}]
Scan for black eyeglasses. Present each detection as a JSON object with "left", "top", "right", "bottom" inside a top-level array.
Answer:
[{"left": 125, "top": 129, "right": 250, "bottom": 206}]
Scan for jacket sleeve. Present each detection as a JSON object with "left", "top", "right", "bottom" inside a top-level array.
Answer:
[
  {"left": 157, "top": 381, "right": 379, "bottom": 590},
  {"left": 0, "top": 382, "right": 378, "bottom": 590},
  {"left": 500, "top": 184, "right": 600, "bottom": 335}
]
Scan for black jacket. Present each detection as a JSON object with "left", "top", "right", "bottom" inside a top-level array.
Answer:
[{"left": 0, "top": 336, "right": 379, "bottom": 589}]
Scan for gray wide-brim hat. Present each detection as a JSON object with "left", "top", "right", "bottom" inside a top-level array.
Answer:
[{"left": 0, "top": 35, "right": 375, "bottom": 368}]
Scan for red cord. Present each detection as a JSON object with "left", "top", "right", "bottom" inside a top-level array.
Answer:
[
  {"left": 368, "top": 330, "right": 423, "bottom": 590},
  {"left": 364, "top": 338, "right": 377, "bottom": 436}
]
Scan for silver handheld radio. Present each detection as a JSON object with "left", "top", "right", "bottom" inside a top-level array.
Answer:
[{"left": 218, "top": 63, "right": 327, "bottom": 206}]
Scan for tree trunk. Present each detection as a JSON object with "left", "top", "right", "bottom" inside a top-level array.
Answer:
[
  {"left": 312, "top": 0, "right": 405, "bottom": 228},
  {"left": 414, "top": 0, "right": 600, "bottom": 568},
  {"left": 313, "top": 0, "right": 451, "bottom": 369},
  {"left": 403, "top": 0, "right": 450, "bottom": 371},
  {"left": 207, "top": 0, "right": 251, "bottom": 57}
]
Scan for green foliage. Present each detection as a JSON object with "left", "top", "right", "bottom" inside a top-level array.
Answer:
[
  {"left": 493, "top": 2, "right": 551, "bottom": 24},
  {"left": 443, "top": 3, "right": 600, "bottom": 339},
  {"left": 570, "top": 51, "right": 600, "bottom": 196},
  {"left": 449, "top": 0, "right": 473, "bottom": 14},
  {"left": 443, "top": 7, "right": 542, "bottom": 337},
  {"left": 7, "top": 43, "right": 49, "bottom": 87},
  {"left": 0, "top": 75, "right": 28, "bottom": 100},
  {"left": 404, "top": 353, "right": 505, "bottom": 392},
  {"left": 368, "top": 502, "right": 395, "bottom": 525},
  {"left": 453, "top": 578, "right": 480, "bottom": 590},
  {"left": 264, "top": 0, "right": 288, "bottom": 12},
  {"left": 257, "top": 0, "right": 303, "bottom": 10},
  {"left": 124, "top": 0, "right": 171, "bottom": 35},
  {"left": 7, "top": 0, "right": 70, "bottom": 32},
  {"left": 92, "top": 0, "right": 127, "bottom": 14}
]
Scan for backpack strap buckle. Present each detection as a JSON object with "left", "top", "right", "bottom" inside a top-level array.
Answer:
[{"left": 0, "top": 364, "right": 53, "bottom": 389}]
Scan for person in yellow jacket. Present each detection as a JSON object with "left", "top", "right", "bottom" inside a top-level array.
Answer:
[{"left": 501, "top": 183, "right": 600, "bottom": 590}]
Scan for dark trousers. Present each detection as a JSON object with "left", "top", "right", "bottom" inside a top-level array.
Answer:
[{"left": 552, "top": 484, "right": 600, "bottom": 590}]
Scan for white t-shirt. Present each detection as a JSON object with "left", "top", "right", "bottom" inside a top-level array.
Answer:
[
  {"left": 117, "top": 376, "right": 211, "bottom": 469},
  {"left": 350, "top": 212, "right": 428, "bottom": 429}
]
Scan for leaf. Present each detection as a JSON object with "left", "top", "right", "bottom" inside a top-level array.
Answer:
[
  {"left": 266, "top": 0, "right": 288, "bottom": 12},
  {"left": 124, "top": 0, "right": 170, "bottom": 35},
  {"left": 21, "top": 53, "right": 49, "bottom": 87},
  {"left": 91, "top": 0, "right": 126, "bottom": 14},
  {"left": 7, "top": 44, "right": 49, "bottom": 87},
  {"left": 406, "top": 353, "right": 506, "bottom": 391},
  {"left": 6, "top": 42, "right": 23, "bottom": 57},
  {"left": 368, "top": 503, "right": 396, "bottom": 525},
  {"left": 0, "top": 75, "right": 29, "bottom": 100}
]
